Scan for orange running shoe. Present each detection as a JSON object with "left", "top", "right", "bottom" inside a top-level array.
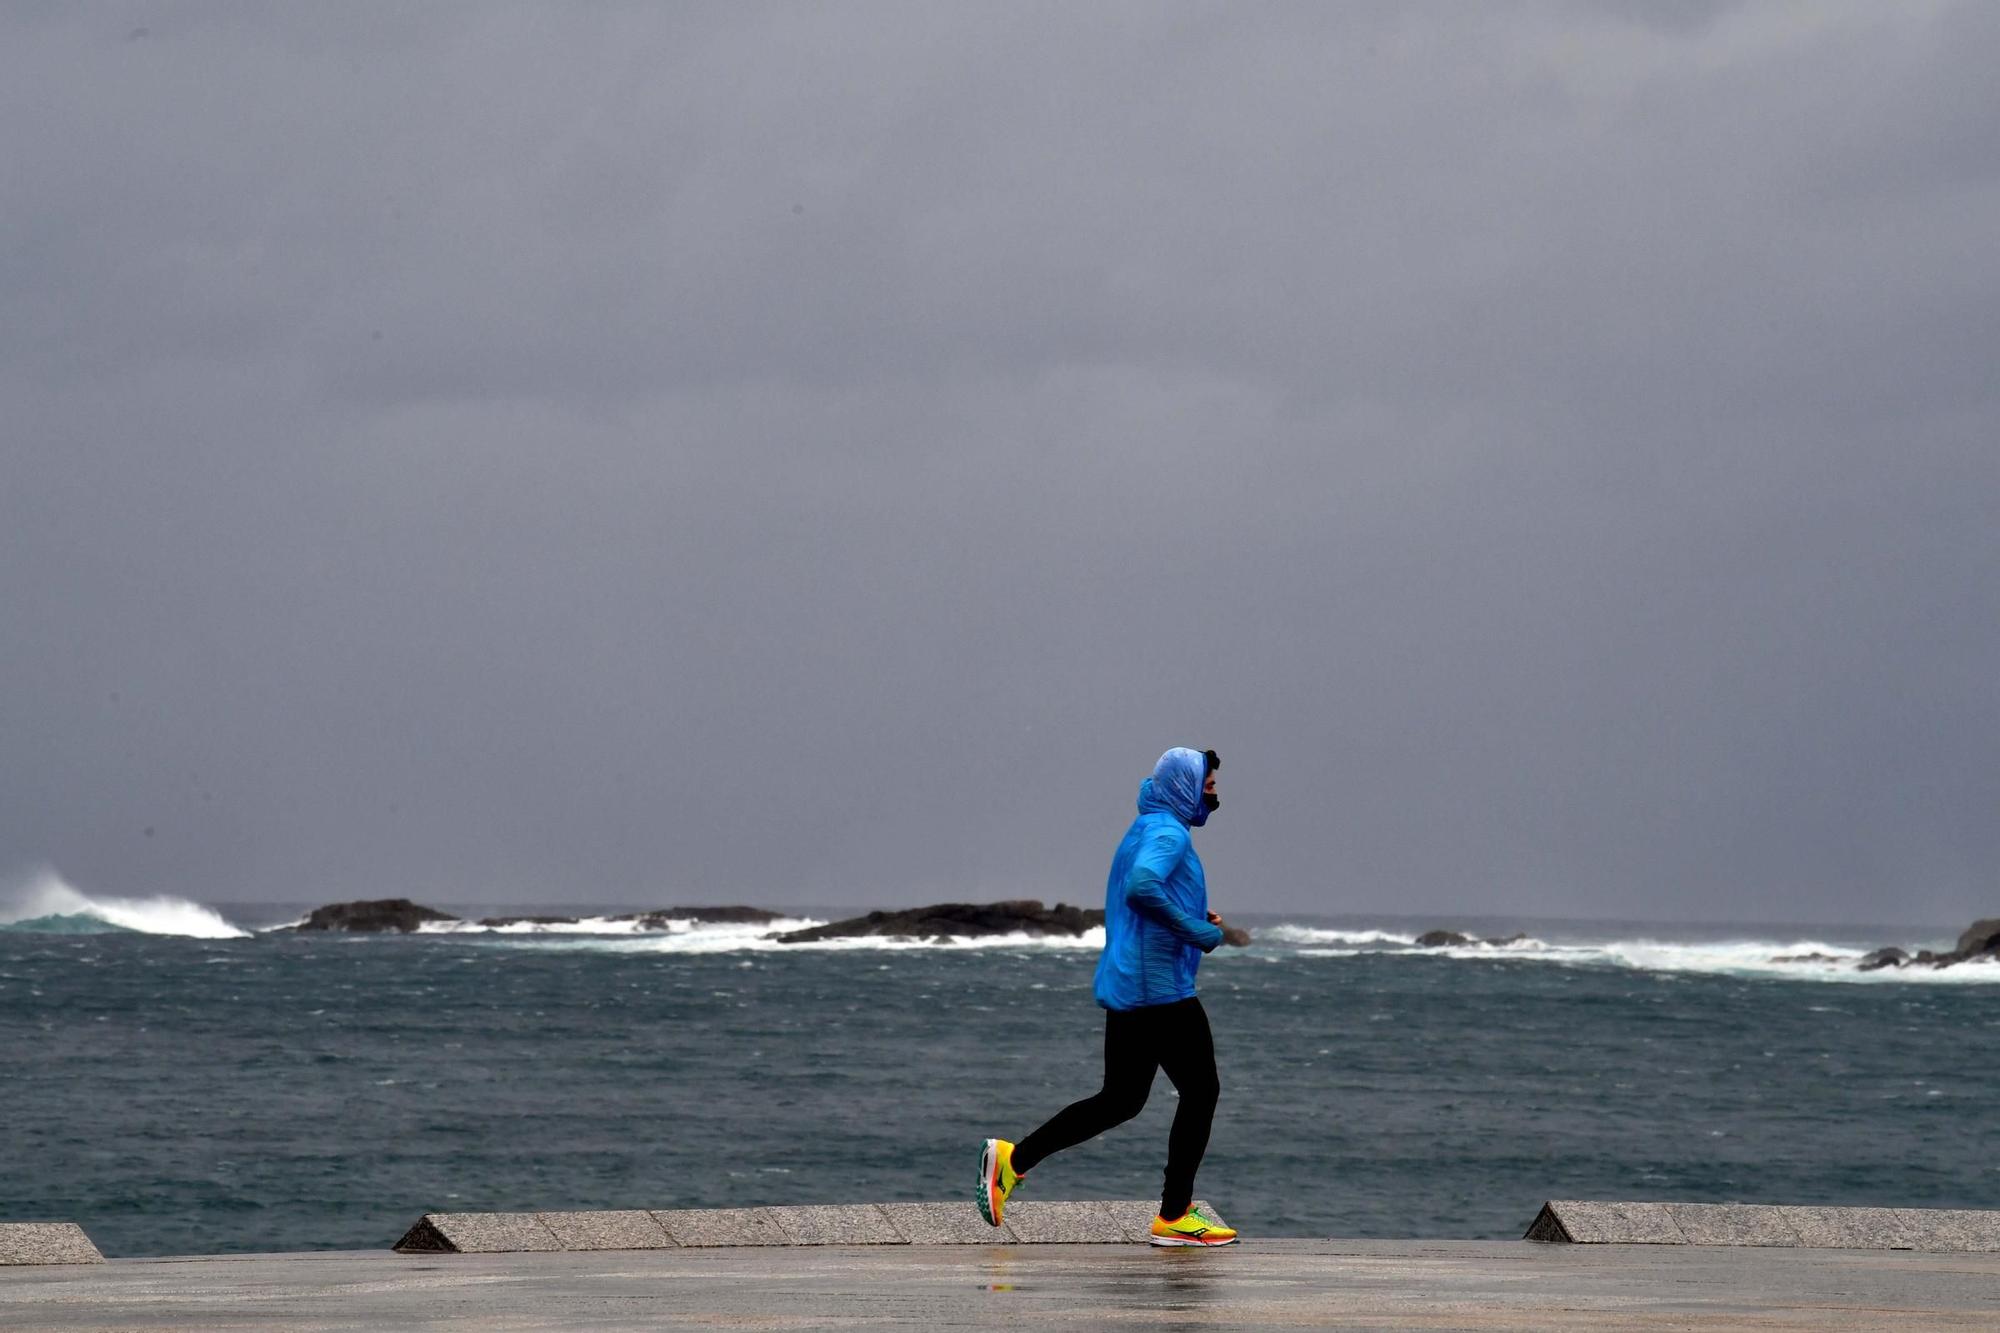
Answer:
[
  {"left": 1148, "top": 1205, "right": 1238, "bottom": 1246},
  {"left": 977, "top": 1138, "right": 1023, "bottom": 1227}
]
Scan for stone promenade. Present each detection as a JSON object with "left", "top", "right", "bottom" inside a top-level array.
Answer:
[{"left": 6, "top": 1238, "right": 2000, "bottom": 1329}]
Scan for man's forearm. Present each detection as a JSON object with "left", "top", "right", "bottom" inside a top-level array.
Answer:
[{"left": 1126, "top": 881, "right": 1226, "bottom": 948}]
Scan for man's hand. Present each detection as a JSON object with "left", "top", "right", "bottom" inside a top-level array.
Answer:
[{"left": 1207, "top": 910, "right": 1252, "bottom": 947}]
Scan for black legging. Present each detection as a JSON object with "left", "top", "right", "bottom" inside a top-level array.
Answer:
[{"left": 1011, "top": 996, "right": 1219, "bottom": 1220}]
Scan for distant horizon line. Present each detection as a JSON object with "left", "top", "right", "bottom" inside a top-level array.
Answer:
[{"left": 192, "top": 896, "right": 1988, "bottom": 934}]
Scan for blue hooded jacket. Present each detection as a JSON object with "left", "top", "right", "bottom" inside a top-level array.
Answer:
[{"left": 1092, "top": 748, "right": 1225, "bottom": 1011}]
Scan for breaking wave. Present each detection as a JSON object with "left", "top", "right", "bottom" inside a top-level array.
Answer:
[
  {"left": 1261, "top": 925, "right": 1421, "bottom": 947},
  {"left": 0, "top": 873, "right": 1985, "bottom": 983},
  {"left": 1289, "top": 931, "right": 1996, "bottom": 984},
  {"left": 414, "top": 914, "right": 817, "bottom": 938},
  {"left": 0, "top": 867, "right": 250, "bottom": 939},
  {"left": 457, "top": 920, "right": 1106, "bottom": 955},
  {"left": 417, "top": 918, "right": 1993, "bottom": 981}
]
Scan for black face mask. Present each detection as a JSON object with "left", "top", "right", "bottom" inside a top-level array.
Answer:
[
  {"left": 1202, "top": 792, "right": 1220, "bottom": 813},
  {"left": 1201, "top": 749, "right": 1220, "bottom": 813}
]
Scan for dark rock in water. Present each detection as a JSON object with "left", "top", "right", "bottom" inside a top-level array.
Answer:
[
  {"left": 294, "top": 899, "right": 460, "bottom": 932},
  {"left": 1843, "top": 919, "right": 2000, "bottom": 971},
  {"left": 1771, "top": 952, "right": 1845, "bottom": 965},
  {"left": 774, "top": 900, "right": 1103, "bottom": 944},
  {"left": 1857, "top": 947, "right": 1909, "bottom": 971},
  {"left": 1415, "top": 930, "right": 1526, "bottom": 949},
  {"left": 1954, "top": 918, "right": 2000, "bottom": 958},
  {"left": 296, "top": 902, "right": 782, "bottom": 933},
  {"left": 473, "top": 907, "right": 782, "bottom": 930},
  {"left": 626, "top": 906, "right": 781, "bottom": 928}
]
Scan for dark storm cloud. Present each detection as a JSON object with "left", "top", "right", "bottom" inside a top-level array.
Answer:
[{"left": 3, "top": 2, "right": 1995, "bottom": 923}]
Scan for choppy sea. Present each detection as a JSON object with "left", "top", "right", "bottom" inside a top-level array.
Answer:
[{"left": 3, "top": 874, "right": 1995, "bottom": 1258}]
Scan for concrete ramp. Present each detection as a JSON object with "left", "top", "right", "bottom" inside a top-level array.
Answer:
[
  {"left": 0, "top": 1223, "right": 103, "bottom": 1265},
  {"left": 395, "top": 1200, "right": 1222, "bottom": 1252},
  {"left": 1526, "top": 1200, "right": 2000, "bottom": 1251}
]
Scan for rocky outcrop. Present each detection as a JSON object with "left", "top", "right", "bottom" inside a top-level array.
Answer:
[
  {"left": 627, "top": 906, "right": 782, "bottom": 928},
  {"left": 474, "top": 907, "right": 782, "bottom": 929},
  {"left": 1415, "top": 929, "right": 1529, "bottom": 949},
  {"left": 1954, "top": 918, "right": 2000, "bottom": 957},
  {"left": 1857, "top": 947, "right": 1910, "bottom": 972},
  {"left": 774, "top": 900, "right": 1104, "bottom": 944},
  {"left": 1793, "top": 919, "right": 2000, "bottom": 973},
  {"left": 291, "top": 900, "right": 780, "bottom": 932},
  {"left": 772, "top": 901, "right": 1251, "bottom": 947},
  {"left": 294, "top": 899, "right": 461, "bottom": 932},
  {"left": 1871, "top": 923, "right": 2000, "bottom": 971}
]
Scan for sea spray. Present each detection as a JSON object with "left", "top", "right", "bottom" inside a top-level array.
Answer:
[{"left": 0, "top": 865, "right": 249, "bottom": 939}]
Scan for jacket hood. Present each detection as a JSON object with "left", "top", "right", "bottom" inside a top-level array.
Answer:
[{"left": 1138, "top": 747, "right": 1209, "bottom": 827}]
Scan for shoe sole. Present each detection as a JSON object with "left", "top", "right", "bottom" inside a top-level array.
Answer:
[
  {"left": 977, "top": 1139, "right": 1001, "bottom": 1227},
  {"left": 1148, "top": 1234, "right": 1239, "bottom": 1246}
]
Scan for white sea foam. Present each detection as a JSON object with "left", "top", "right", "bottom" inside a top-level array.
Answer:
[
  {"left": 734, "top": 926, "right": 1106, "bottom": 954},
  {"left": 1576, "top": 939, "right": 1999, "bottom": 984},
  {"left": 416, "top": 915, "right": 668, "bottom": 935},
  {"left": 1260, "top": 925, "right": 1418, "bottom": 947},
  {"left": 0, "top": 866, "right": 249, "bottom": 939},
  {"left": 426, "top": 915, "right": 824, "bottom": 951},
  {"left": 1291, "top": 929, "right": 1995, "bottom": 984},
  {"left": 2, "top": 873, "right": 1983, "bottom": 983},
  {"left": 413, "top": 912, "right": 860, "bottom": 938},
  {"left": 467, "top": 921, "right": 1108, "bottom": 955}
]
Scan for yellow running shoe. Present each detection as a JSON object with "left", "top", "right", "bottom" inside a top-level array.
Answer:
[
  {"left": 977, "top": 1138, "right": 1023, "bottom": 1227},
  {"left": 1148, "top": 1205, "right": 1238, "bottom": 1247}
]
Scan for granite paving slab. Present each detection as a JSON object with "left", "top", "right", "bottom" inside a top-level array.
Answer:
[
  {"left": 651, "top": 1207, "right": 788, "bottom": 1247},
  {"left": 536, "top": 1210, "right": 676, "bottom": 1251},
  {"left": 1780, "top": 1206, "right": 1922, "bottom": 1250},
  {"left": 394, "top": 1212, "right": 561, "bottom": 1254},
  {"left": 0, "top": 1224, "right": 103, "bottom": 1266},
  {"left": 1101, "top": 1198, "right": 1160, "bottom": 1242},
  {"left": 879, "top": 1201, "right": 1016, "bottom": 1243},
  {"left": 1895, "top": 1208, "right": 2000, "bottom": 1252},
  {"left": 768, "top": 1204, "right": 906, "bottom": 1246},
  {"left": 1527, "top": 1201, "right": 1687, "bottom": 1245},
  {"left": 1528, "top": 1201, "right": 2000, "bottom": 1251},
  {"left": 1003, "top": 1200, "right": 1127, "bottom": 1243},
  {"left": 1666, "top": 1203, "right": 1804, "bottom": 1247}
]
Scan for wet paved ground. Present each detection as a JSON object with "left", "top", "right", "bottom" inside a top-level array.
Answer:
[{"left": 7, "top": 1239, "right": 2000, "bottom": 1329}]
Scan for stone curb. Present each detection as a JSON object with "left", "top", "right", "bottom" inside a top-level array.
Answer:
[
  {"left": 394, "top": 1200, "right": 1224, "bottom": 1253},
  {"left": 1526, "top": 1201, "right": 2000, "bottom": 1251},
  {"left": 0, "top": 1223, "right": 105, "bottom": 1266}
]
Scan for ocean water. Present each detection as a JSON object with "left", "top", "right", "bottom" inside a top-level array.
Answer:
[{"left": 2, "top": 878, "right": 1996, "bottom": 1258}]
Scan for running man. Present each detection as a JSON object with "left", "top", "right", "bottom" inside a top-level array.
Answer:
[{"left": 979, "top": 747, "right": 1240, "bottom": 1246}]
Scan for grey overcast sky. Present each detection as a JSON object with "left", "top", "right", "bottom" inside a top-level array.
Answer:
[{"left": 3, "top": 2, "right": 1995, "bottom": 924}]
